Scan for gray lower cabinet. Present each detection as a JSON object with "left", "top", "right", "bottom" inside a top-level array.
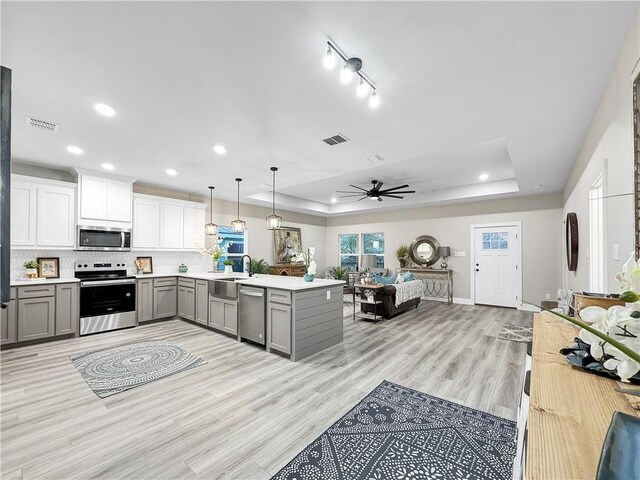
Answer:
[
  {"left": 268, "top": 302, "right": 292, "bottom": 354},
  {"left": 55, "top": 283, "right": 79, "bottom": 335},
  {"left": 137, "top": 278, "right": 154, "bottom": 322},
  {"left": 222, "top": 302, "right": 237, "bottom": 335},
  {"left": 153, "top": 286, "right": 177, "bottom": 319},
  {"left": 195, "top": 280, "right": 208, "bottom": 325},
  {"left": 1, "top": 288, "right": 17, "bottom": 345},
  {"left": 178, "top": 286, "right": 195, "bottom": 321},
  {"left": 208, "top": 295, "right": 237, "bottom": 335},
  {"left": 17, "top": 296, "right": 55, "bottom": 342}
]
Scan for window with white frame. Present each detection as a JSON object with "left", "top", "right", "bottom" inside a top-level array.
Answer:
[
  {"left": 338, "top": 232, "right": 385, "bottom": 270},
  {"left": 589, "top": 175, "right": 605, "bottom": 292}
]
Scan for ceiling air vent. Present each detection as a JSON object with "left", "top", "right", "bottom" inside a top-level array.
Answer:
[
  {"left": 25, "top": 116, "right": 60, "bottom": 134},
  {"left": 358, "top": 154, "right": 385, "bottom": 166},
  {"left": 322, "top": 133, "right": 349, "bottom": 146}
]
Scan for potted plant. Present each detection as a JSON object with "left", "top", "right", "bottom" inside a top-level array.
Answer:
[
  {"left": 24, "top": 259, "right": 39, "bottom": 278},
  {"left": 396, "top": 245, "right": 410, "bottom": 268},
  {"left": 250, "top": 258, "right": 271, "bottom": 275},
  {"left": 333, "top": 266, "right": 349, "bottom": 280},
  {"left": 223, "top": 259, "right": 234, "bottom": 275}
]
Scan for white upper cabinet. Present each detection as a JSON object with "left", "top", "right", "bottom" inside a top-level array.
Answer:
[
  {"left": 11, "top": 175, "right": 75, "bottom": 249},
  {"left": 10, "top": 180, "right": 37, "bottom": 247},
  {"left": 76, "top": 170, "right": 133, "bottom": 227},
  {"left": 133, "top": 194, "right": 205, "bottom": 251},
  {"left": 183, "top": 206, "right": 205, "bottom": 250},
  {"left": 79, "top": 175, "right": 108, "bottom": 220},
  {"left": 133, "top": 197, "right": 161, "bottom": 249},
  {"left": 107, "top": 179, "right": 132, "bottom": 222},
  {"left": 159, "top": 204, "right": 184, "bottom": 249},
  {"left": 37, "top": 184, "right": 75, "bottom": 247}
]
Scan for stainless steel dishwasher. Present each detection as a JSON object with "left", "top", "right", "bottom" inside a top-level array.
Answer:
[{"left": 238, "top": 286, "right": 266, "bottom": 345}]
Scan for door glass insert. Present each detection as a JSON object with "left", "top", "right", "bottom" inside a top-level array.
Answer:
[{"left": 482, "top": 232, "right": 509, "bottom": 250}]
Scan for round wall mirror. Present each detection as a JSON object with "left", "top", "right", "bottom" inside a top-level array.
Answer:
[{"left": 409, "top": 235, "right": 441, "bottom": 267}]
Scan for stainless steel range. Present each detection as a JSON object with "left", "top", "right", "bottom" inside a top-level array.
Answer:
[{"left": 75, "top": 261, "right": 136, "bottom": 335}]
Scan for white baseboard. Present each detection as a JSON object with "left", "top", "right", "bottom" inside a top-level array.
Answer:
[
  {"left": 422, "top": 296, "right": 473, "bottom": 305},
  {"left": 518, "top": 304, "right": 541, "bottom": 312}
]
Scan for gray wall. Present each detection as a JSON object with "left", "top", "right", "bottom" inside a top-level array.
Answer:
[
  {"left": 325, "top": 194, "right": 563, "bottom": 304},
  {"left": 562, "top": 11, "right": 639, "bottom": 292}
]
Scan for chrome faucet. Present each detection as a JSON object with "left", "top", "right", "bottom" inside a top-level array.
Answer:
[{"left": 240, "top": 255, "right": 253, "bottom": 277}]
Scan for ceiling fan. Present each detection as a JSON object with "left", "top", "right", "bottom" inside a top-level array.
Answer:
[{"left": 337, "top": 180, "right": 416, "bottom": 202}]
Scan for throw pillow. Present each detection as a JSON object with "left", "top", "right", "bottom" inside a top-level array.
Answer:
[
  {"left": 403, "top": 271, "right": 415, "bottom": 281},
  {"left": 372, "top": 273, "right": 397, "bottom": 285},
  {"left": 395, "top": 274, "right": 405, "bottom": 284}
]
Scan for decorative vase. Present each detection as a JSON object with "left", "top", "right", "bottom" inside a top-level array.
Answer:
[
  {"left": 303, "top": 273, "right": 314, "bottom": 282},
  {"left": 399, "top": 259, "right": 406, "bottom": 268},
  {"left": 25, "top": 268, "right": 37, "bottom": 278},
  {"left": 178, "top": 264, "right": 188, "bottom": 273},
  {"left": 212, "top": 260, "right": 219, "bottom": 273},
  {"left": 224, "top": 265, "right": 233, "bottom": 275}
]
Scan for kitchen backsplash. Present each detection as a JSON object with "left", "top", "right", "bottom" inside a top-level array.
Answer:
[{"left": 11, "top": 250, "right": 212, "bottom": 280}]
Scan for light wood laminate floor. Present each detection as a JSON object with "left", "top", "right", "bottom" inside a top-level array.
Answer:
[{"left": 1, "top": 302, "right": 531, "bottom": 480}]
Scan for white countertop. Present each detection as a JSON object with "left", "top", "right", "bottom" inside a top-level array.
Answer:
[
  {"left": 134, "top": 272, "right": 344, "bottom": 291},
  {"left": 11, "top": 277, "right": 81, "bottom": 287}
]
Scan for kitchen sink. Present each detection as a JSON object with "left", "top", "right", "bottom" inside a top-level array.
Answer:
[{"left": 208, "top": 278, "right": 239, "bottom": 300}]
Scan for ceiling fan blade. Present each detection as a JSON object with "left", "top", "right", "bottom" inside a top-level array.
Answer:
[
  {"left": 374, "top": 181, "right": 383, "bottom": 191},
  {"left": 382, "top": 190, "right": 415, "bottom": 195},
  {"left": 339, "top": 194, "right": 366, "bottom": 198},
  {"left": 357, "top": 196, "right": 368, "bottom": 201},
  {"left": 349, "top": 184, "right": 369, "bottom": 192},
  {"left": 336, "top": 190, "right": 362, "bottom": 193},
  {"left": 378, "top": 184, "right": 410, "bottom": 193},
  {"left": 381, "top": 194, "right": 404, "bottom": 199}
]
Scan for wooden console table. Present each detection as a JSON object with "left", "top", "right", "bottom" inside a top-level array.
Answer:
[
  {"left": 527, "top": 312, "right": 640, "bottom": 479},
  {"left": 270, "top": 263, "right": 305, "bottom": 277},
  {"left": 396, "top": 268, "right": 453, "bottom": 304}
]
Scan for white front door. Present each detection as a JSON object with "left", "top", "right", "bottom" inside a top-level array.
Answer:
[{"left": 473, "top": 225, "right": 519, "bottom": 308}]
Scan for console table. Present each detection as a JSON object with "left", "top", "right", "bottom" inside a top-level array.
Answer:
[
  {"left": 270, "top": 263, "right": 305, "bottom": 277},
  {"left": 526, "top": 312, "right": 640, "bottom": 479},
  {"left": 396, "top": 268, "right": 453, "bottom": 304}
]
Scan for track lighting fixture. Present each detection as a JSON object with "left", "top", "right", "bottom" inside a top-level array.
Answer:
[
  {"left": 205, "top": 186, "right": 218, "bottom": 236},
  {"left": 266, "top": 167, "right": 283, "bottom": 230},
  {"left": 324, "top": 40, "right": 379, "bottom": 108},
  {"left": 231, "top": 178, "right": 246, "bottom": 233}
]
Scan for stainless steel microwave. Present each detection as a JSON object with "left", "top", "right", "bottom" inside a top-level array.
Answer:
[{"left": 77, "top": 226, "right": 131, "bottom": 251}]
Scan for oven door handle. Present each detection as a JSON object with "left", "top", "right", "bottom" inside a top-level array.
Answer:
[{"left": 81, "top": 279, "right": 136, "bottom": 287}]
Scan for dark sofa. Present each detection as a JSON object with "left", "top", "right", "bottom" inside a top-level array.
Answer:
[{"left": 361, "top": 284, "right": 421, "bottom": 319}]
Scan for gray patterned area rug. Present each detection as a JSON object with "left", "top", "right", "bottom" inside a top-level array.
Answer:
[
  {"left": 498, "top": 323, "right": 533, "bottom": 343},
  {"left": 71, "top": 339, "right": 206, "bottom": 398},
  {"left": 272, "top": 380, "right": 517, "bottom": 480}
]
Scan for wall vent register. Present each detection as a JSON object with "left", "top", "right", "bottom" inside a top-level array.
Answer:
[
  {"left": 25, "top": 116, "right": 59, "bottom": 133},
  {"left": 322, "top": 133, "right": 349, "bottom": 146}
]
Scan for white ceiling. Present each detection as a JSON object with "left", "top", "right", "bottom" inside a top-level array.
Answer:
[{"left": 1, "top": 1, "right": 636, "bottom": 216}]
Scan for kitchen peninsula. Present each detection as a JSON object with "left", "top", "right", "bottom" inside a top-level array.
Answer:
[{"left": 137, "top": 273, "right": 345, "bottom": 361}]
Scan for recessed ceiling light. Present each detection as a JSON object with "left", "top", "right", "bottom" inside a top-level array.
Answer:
[
  {"left": 331, "top": 197, "right": 337, "bottom": 203},
  {"left": 101, "top": 163, "right": 115, "bottom": 171},
  {"left": 478, "top": 173, "right": 489, "bottom": 181},
  {"left": 94, "top": 103, "right": 116, "bottom": 117},
  {"left": 213, "top": 145, "right": 227, "bottom": 155},
  {"left": 66, "top": 145, "right": 83, "bottom": 155},
  {"left": 166, "top": 168, "right": 177, "bottom": 176}
]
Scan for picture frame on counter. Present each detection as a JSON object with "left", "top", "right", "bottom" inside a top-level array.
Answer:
[
  {"left": 135, "top": 256, "right": 153, "bottom": 274},
  {"left": 37, "top": 257, "right": 60, "bottom": 278}
]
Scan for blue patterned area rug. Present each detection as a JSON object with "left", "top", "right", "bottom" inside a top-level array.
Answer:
[
  {"left": 71, "top": 339, "right": 206, "bottom": 398},
  {"left": 272, "top": 380, "right": 516, "bottom": 480}
]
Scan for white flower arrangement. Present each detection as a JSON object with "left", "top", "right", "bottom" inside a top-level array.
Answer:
[
  {"left": 562, "top": 252, "right": 640, "bottom": 382},
  {"left": 198, "top": 236, "right": 225, "bottom": 261},
  {"left": 297, "top": 247, "right": 317, "bottom": 276}
]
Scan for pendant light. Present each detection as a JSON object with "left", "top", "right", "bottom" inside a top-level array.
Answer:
[
  {"left": 231, "top": 178, "right": 246, "bottom": 233},
  {"left": 204, "top": 186, "right": 218, "bottom": 236},
  {"left": 266, "top": 166, "right": 283, "bottom": 230}
]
